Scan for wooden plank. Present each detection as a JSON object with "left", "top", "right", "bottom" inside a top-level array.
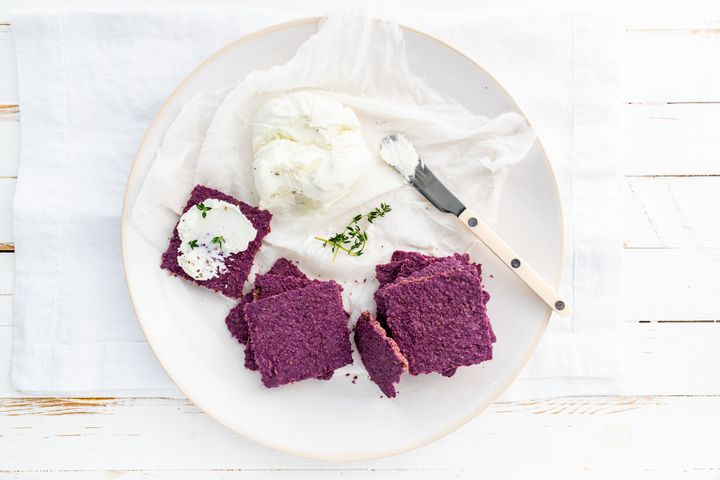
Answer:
[
  {"left": 1, "top": 246, "right": 719, "bottom": 319},
  {"left": 1, "top": 9, "right": 720, "bottom": 106},
  {"left": 0, "top": 102, "right": 716, "bottom": 181},
  {"left": 0, "top": 105, "right": 19, "bottom": 178},
  {"left": 624, "top": 322, "right": 720, "bottom": 395},
  {"left": 1, "top": 0, "right": 720, "bottom": 29},
  {"left": 0, "top": 25, "right": 16, "bottom": 105},
  {"left": 0, "top": 254, "right": 12, "bottom": 294},
  {"left": 622, "top": 103, "right": 720, "bottom": 176},
  {"left": 0, "top": 178, "right": 13, "bottom": 247},
  {"left": 0, "top": 295, "right": 10, "bottom": 326},
  {"left": 1, "top": 175, "right": 720, "bottom": 249},
  {"left": 624, "top": 176, "right": 720, "bottom": 249},
  {"left": 0, "top": 103, "right": 717, "bottom": 182},
  {"left": 624, "top": 248, "right": 720, "bottom": 321},
  {"left": 0, "top": 394, "right": 718, "bottom": 472},
  {"left": 0, "top": 468, "right": 709, "bottom": 480},
  {"left": 623, "top": 29, "right": 720, "bottom": 103},
  {"left": 0, "top": 309, "right": 717, "bottom": 397}
]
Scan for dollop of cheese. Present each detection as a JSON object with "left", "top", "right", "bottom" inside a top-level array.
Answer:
[
  {"left": 177, "top": 198, "right": 257, "bottom": 281},
  {"left": 379, "top": 133, "right": 420, "bottom": 181},
  {"left": 252, "top": 91, "right": 370, "bottom": 212}
]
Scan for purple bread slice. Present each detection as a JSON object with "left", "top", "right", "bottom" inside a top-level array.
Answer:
[
  {"left": 224, "top": 259, "right": 306, "bottom": 344},
  {"left": 266, "top": 258, "right": 307, "bottom": 279},
  {"left": 225, "top": 258, "right": 309, "bottom": 345},
  {"left": 376, "top": 256, "right": 472, "bottom": 320},
  {"left": 396, "top": 255, "right": 443, "bottom": 279},
  {"left": 375, "top": 261, "right": 404, "bottom": 287},
  {"left": 161, "top": 185, "right": 272, "bottom": 298},
  {"left": 376, "top": 251, "right": 435, "bottom": 287},
  {"left": 225, "top": 292, "right": 253, "bottom": 344},
  {"left": 405, "top": 255, "right": 476, "bottom": 281},
  {"left": 245, "top": 281, "right": 352, "bottom": 388},
  {"left": 354, "top": 311, "right": 408, "bottom": 398},
  {"left": 390, "top": 250, "right": 429, "bottom": 262},
  {"left": 244, "top": 275, "right": 317, "bottom": 372},
  {"left": 254, "top": 274, "right": 313, "bottom": 299},
  {"left": 382, "top": 269, "right": 494, "bottom": 376}
]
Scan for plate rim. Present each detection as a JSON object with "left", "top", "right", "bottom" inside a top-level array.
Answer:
[{"left": 120, "top": 16, "right": 565, "bottom": 461}]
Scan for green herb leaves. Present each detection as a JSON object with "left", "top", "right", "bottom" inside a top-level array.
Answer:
[
  {"left": 188, "top": 239, "right": 199, "bottom": 249},
  {"left": 196, "top": 202, "right": 212, "bottom": 218},
  {"left": 315, "top": 203, "right": 392, "bottom": 261},
  {"left": 367, "top": 203, "right": 392, "bottom": 223},
  {"left": 212, "top": 235, "right": 226, "bottom": 248}
]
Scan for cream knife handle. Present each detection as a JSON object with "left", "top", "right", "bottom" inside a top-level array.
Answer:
[{"left": 458, "top": 209, "right": 571, "bottom": 317}]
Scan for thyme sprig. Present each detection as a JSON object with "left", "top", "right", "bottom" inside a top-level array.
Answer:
[
  {"left": 315, "top": 203, "right": 392, "bottom": 261},
  {"left": 212, "top": 235, "right": 226, "bottom": 248},
  {"left": 196, "top": 202, "right": 212, "bottom": 218}
]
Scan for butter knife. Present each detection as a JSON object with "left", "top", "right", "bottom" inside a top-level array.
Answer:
[{"left": 381, "top": 134, "right": 571, "bottom": 316}]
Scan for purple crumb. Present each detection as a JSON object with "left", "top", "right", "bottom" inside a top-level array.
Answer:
[
  {"left": 160, "top": 185, "right": 271, "bottom": 299},
  {"left": 354, "top": 312, "right": 408, "bottom": 398}
]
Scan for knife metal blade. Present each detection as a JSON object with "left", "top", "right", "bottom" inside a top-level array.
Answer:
[{"left": 410, "top": 161, "right": 466, "bottom": 217}]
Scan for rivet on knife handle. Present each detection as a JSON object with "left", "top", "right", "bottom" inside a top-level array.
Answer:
[{"left": 459, "top": 209, "right": 572, "bottom": 316}]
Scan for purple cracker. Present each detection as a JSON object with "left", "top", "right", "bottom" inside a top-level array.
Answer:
[
  {"left": 254, "top": 274, "right": 313, "bottom": 299},
  {"left": 238, "top": 259, "right": 314, "bottom": 370},
  {"left": 405, "top": 255, "right": 476, "bottom": 281},
  {"left": 375, "top": 261, "right": 405, "bottom": 287},
  {"left": 382, "top": 269, "right": 495, "bottom": 376},
  {"left": 225, "top": 292, "right": 253, "bottom": 344},
  {"left": 161, "top": 185, "right": 272, "bottom": 299},
  {"left": 224, "top": 259, "right": 308, "bottom": 347},
  {"left": 354, "top": 312, "right": 408, "bottom": 398},
  {"left": 245, "top": 281, "right": 353, "bottom": 388},
  {"left": 266, "top": 258, "right": 307, "bottom": 279},
  {"left": 245, "top": 275, "right": 317, "bottom": 370},
  {"left": 376, "top": 251, "right": 436, "bottom": 287},
  {"left": 390, "top": 250, "right": 428, "bottom": 263}
]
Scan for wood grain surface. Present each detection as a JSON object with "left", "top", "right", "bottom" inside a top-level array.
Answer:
[{"left": 0, "top": 0, "right": 718, "bottom": 477}]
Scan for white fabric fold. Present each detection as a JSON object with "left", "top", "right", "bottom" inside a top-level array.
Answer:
[{"left": 11, "top": 7, "right": 621, "bottom": 398}]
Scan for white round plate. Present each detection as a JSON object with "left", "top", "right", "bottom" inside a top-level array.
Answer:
[{"left": 121, "top": 18, "right": 563, "bottom": 460}]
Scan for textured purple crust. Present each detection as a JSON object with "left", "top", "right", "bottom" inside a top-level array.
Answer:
[
  {"left": 376, "top": 251, "right": 469, "bottom": 287},
  {"left": 160, "top": 185, "right": 272, "bottom": 299},
  {"left": 375, "top": 261, "right": 404, "bottom": 287},
  {"left": 405, "top": 255, "right": 475, "bottom": 281},
  {"left": 245, "top": 281, "right": 352, "bottom": 388},
  {"left": 354, "top": 312, "right": 408, "bottom": 398},
  {"left": 382, "top": 269, "right": 494, "bottom": 376},
  {"left": 390, "top": 250, "right": 423, "bottom": 262},
  {"left": 244, "top": 275, "right": 317, "bottom": 372},
  {"left": 266, "top": 258, "right": 307, "bottom": 279},
  {"left": 244, "top": 341, "right": 259, "bottom": 371},
  {"left": 254, "top": 275, "right": 313, "bottom": 299},
  {"left": 225, "top": 258, "right": 307, "bottom": 346},
  {"left": 225, "top": 292, "right": 253, "bottom": 344},
  {"left": 396, "top": 254, "right": 442, "bottom": 279}
]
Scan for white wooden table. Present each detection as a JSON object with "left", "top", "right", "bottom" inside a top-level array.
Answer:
[{"left": 1, "top": 0, "right": 719, "bottom": 477}]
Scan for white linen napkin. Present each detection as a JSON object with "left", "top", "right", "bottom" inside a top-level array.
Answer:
[{"left": 11, "top": 7, "right": 621, "bottom": 398}]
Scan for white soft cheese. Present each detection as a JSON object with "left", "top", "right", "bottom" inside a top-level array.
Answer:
[
  {"left": 379, "top": 133, "right": 420, "bottom": 181},
  {"left": 176, "top": 198, "right": 257, "bottom": 281},
  {"left": 252, "top": 91, "right": 371, "bottom": 212}
]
